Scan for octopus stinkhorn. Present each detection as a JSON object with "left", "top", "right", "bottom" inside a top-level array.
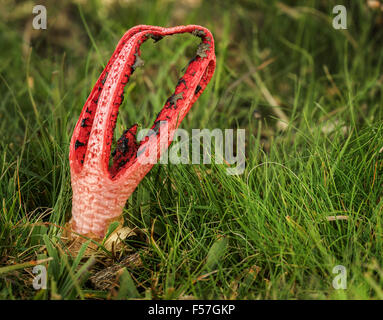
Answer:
[{"left": 69, "top": 25, "right": 216, "bottom": 238}]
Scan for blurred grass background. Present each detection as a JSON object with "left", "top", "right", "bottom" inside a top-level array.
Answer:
[{"left": 1, "top": 0, "right": 383, "bottom": 299}]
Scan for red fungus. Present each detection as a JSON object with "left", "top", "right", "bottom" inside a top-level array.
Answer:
[{"left": 69, "top": 25, "right": 216, "bottom": 238}]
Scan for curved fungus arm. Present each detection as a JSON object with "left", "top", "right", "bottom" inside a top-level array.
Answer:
[{"left": 69, "top": 25, "right": 216, "bottom": 238}]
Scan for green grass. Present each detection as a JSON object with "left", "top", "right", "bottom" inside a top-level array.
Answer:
[{"left": 1, "top": 0, "right": 383, "bottom": 299}]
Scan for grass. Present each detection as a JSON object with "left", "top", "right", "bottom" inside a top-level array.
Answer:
[{"left": 1, "top": 0, "right": 383, "bottom": 299}]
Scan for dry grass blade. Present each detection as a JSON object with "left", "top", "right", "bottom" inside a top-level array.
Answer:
[
  {"left": 89, "top": 251, "right": 145, "bottom": 290},
  {"left": 326, "top": 215, "right": 349, "bottom": 221}
]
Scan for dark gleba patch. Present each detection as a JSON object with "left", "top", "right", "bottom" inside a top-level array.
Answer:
[
  {"left": 101, "top": 72, "right": 109, "bottom": 85},
  {"left": 146, "top": 33, "right": 164, "bottom": 43},
  {"left": 131, "top": 52, "right": 145, "bottom": 73},
  {"left": 116, "top": 132, "right": 131, "bottom": 155},
  {"left": 81, "top": 118, "right": 89, "bottom": 127},
  {"left": 113, "top": 125, "right": 138, "bottom": 158},
  {"left": 75, "top": 140, "right": 86, "bottom": 150},
  {"left": 195, "top": 85, "right": 202, "bottom": 95},
  {"left": 188, "top": 56, "right": 197, "bottom": 65},
  {"left": 148, "top": 120, "right": 167, "bottom": 137},
  {"left": 192, "top": 29, "right": 206, "bottom": 38},
  {"left": 152, "top": 121, "right": 162, "bottom": 134},
  {"left": 166, "top": 93, "right": 184, "bottom": 109},
  {"left": 177, "top": 78, "right": 188, "bottom": 89},
  {"left": 145, "top": 122, "right": 159, "bottom": 138},
  {"left": 196, "top": 42, "right": 211, "bottom": 59}
]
